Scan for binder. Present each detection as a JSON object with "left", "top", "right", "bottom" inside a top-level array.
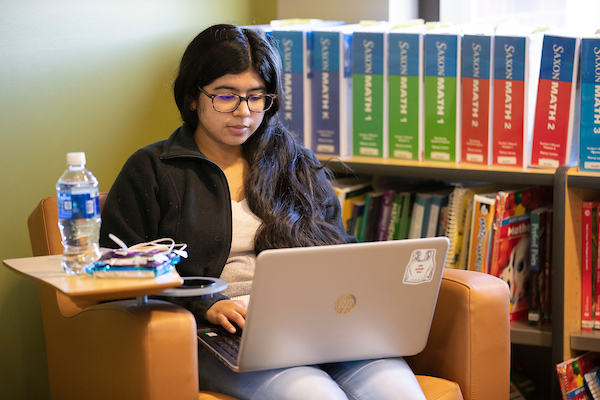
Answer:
[
  {"left": 387, "top": 23, "right": 426, "bottom": 160},
  {"left": 423, "top": 25, "right": 462, "bottom": 162},
  {"left": 491, "top": 24, "right": 545, "bottom": 168},
  {"left": 579, "top": 31, "right": 600, "bottom": 172},
  {"left": 352, "top": 22, "right": 392, "bottom": 159},
  {"left": 530, "top": 29, "right": 582, "bottom": 168},
  {"left": 270, "top": 20, "right": 344, "bottom": 149},
  {"left": 311, "top": 24, "right": 359, "bottom": 157},
  {"left": 460, "top": 25, "right": 494, "bottom": 165}
]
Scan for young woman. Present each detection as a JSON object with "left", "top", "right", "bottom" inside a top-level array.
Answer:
[{"left": 100, "top": 23, "right": 426, "bottom": 400}]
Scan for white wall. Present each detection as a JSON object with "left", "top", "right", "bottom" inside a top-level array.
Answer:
[
  {"left": 440, "top": 0, "right": 600, "bottom": 28},
  {"left": 277, "top": 0, "right": 418, "bottom": 24}
]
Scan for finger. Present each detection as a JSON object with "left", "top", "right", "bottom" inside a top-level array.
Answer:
[
  {"left": 217, "top": 313, "right": 236, "bottom": 334},
  {"left": 232, "top": 300, "right": 248, "bottom": 317},
  {"left": 228, "top": 311, "right": 246, "bottom": 331}
]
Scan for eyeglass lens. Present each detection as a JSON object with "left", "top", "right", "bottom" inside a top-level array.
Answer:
[{"left": 213, "top": 94, "right": 273, "bottom": 112}]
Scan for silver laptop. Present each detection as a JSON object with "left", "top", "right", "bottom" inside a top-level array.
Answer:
[{"left": 197, "top": 236, "right": 449, "bottom": 372}]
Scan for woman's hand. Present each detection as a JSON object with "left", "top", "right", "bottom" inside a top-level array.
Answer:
[{"left": 206, "top": 299, "right": 248, "bottom": 334}]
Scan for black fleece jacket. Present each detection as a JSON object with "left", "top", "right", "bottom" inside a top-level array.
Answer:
[{"left": 100, "top": 123, "right": 354, "bottom": 323}]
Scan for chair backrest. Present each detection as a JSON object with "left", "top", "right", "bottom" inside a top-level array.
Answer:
[{"left": 28, "top": 194, "right": 108, "bottom": 256}]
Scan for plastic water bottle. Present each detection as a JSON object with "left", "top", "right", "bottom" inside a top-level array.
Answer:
[{"left": 56, "top": 152, "right": 102, "bottom": 275}]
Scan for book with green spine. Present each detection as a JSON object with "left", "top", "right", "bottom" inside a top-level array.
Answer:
[
  {"left": 388, "top": 23, "right": 426, "bottom": 160},
  {"left": 423, "top": 26, "right": 462, "bottom": 162},
  {"left": 352, "top": 23, "right": 390, "bottom": 158}
]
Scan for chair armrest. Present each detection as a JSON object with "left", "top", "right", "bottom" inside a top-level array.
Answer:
[
  {"left": 27, "top": 194, "right": 108, "bottom": 257},
  {"left": 39, "top": 285, "right": 199, "bottom": 400},
  {"left": 405, "top": 269, "right": 510, "bottom": 400}
]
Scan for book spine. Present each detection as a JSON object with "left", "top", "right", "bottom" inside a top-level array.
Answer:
[
  {"left": 467, "top": 195, "right": 495, "bottom": 273},
  {"left": 424, "top": 33, "right": 461, "bottom": 162},
  {"left": 388, "top": 32, "right": 422, "bottom": 160},
  {"left": 311, "top": 31, "right": 343, "bottom": 156},
  {"left": 376, "top": 190, "right": 394, "bottom": 241},
  {"left": 579, "top": 38, "right": 600, "bottom": 172},
  {"left": 426, "top": 196, "right": 443, "bottom": 237},
  {"left": 444, "top": 187, "right": 465, "bottom": 268},
  {"left": 342, "top": 192, "right": 369, "bottom": 232},
  {"left": 419, "top": 196, "right": 432, "bottom": 238},
  {"left": 543, "top": 208, "right": 553, "bottom": 324},
  {"left": 596, "top": 203, "right": 600, "bottom": 329},
  {"left": 437, "top": 204, "right": 449, "bottom": 237},
  {"left": 583, "top": 201, "right": 594, "bottom": 331},
  {"left": 528, "top": 209, "right": 544, "bottom": 326},
  {"left": 356, "top": 191, "right": 372, "bottom": 242},
  {"left": 340, "top": 31, "right": 354, "bottom": 157},
  {"left": 271, "top": 30, "right": 308, "bottom": 147},
  {"left": 350, "top": 202, "right": 366, "bottom": 237},
  {"left": 399, "top": 192, "right": 414, "bottom": 240},
  {"left": 461, "top": 34, "right": 492, "bottom": 165},
  {"left": 458, "top": 198, "right": 475, "bottom": 270},
  {"left": 530, "top": 34, "right": 580, "bottom": 168},
  {"left": 364, "top": 194, "right": 383, "bottom": 242},
  {"left": 489, "top": 191, "right": 508, "bottom": 278},
  {"left": 492, "top": 36, "right": 527, "bottom": 167},
  {"left": 530, "top": 210, "right": 543, "bottom": 273},
  {"left": 387, "top": 192, "right": 403, "bottom": 240},
  {"left": 353, "top": 31, "right": 386, "bottom": 158},
  {"left": 408, "top": 197, "right": 425, "bottom": 239}
]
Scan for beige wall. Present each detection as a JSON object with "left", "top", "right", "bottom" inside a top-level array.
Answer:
[
  {"left": 277, "top": 0, "right": 418, "bottom": 24},
  {"left": 0, "top": 1, "right": 276, "bottom": 398}
]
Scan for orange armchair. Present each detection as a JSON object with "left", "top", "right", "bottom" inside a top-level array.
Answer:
[{"left": 26, "top": 195, "right": 510, "bottom": 400}]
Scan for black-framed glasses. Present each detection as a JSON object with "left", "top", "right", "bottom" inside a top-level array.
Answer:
[{"left": 198, "top": 87, "right": 277, "bottom": 113}]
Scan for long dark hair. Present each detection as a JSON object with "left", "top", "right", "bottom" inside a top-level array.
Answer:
[{"left": 174, "top": 24, "right": 348, "bottom": 253}]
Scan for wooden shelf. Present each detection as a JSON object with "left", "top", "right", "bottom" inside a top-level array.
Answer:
[
  {"left": 318, "top": 156, "right": 558, "bottom": 186},
  {"left": 567, "top": 168, "right": 600, "bottom": 188},
  {"left": 511, "top": 320, "right": 553, "bottom": 347},
  {"left": 571, "top": 330, "right": 600, "bottom": 352}
]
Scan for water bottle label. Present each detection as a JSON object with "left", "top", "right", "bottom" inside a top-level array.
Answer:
[{"left": 58, "top": 191, "right": 100, "bottom": 219}]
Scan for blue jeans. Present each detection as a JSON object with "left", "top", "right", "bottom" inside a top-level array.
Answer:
[{"left": 198, "top": 344, "right": 426, "bottom": 400}]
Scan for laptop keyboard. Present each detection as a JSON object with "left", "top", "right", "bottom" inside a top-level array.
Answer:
[{"left": 213, "top": 334, "right": 241, "bottom": 359}]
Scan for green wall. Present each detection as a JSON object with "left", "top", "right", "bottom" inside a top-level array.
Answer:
[{"left": 0, "top": 1, "right": 276, "bottom": 398}]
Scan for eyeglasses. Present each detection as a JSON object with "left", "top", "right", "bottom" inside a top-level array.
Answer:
[{"left": 198, "top": 87, "right": 277, "bottom": 113}]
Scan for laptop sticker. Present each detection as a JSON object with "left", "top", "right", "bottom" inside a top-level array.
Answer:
[{"left": 403, "top": 249, "right": 436, "bottom": 285}]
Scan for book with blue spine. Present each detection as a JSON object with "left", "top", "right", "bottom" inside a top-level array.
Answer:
[
  {"left": 460, "top": 25, "right": 494, "bottom": 165},
  {"left": 528, "top": 206, "right": 550, "bottom": 326},
  {"left": 491, "top": 24, "right": 545, "bottom": 168},
  {"left": 585, "top": 367, "right": 600, "bottom": 400},
  {"left": 423, "top": 26, "right": 462, "bottom": 162},
  {"left": 530, "top": 29, "right": 581, "bottom": 168},
  {"left": 408, "top": 192, "right": 432, "bottom": 239},
  {"left": 271, "top": 28, "right": 310, "bottom": 148},
  {"left": 388, "top": 23, "right": 426, "bottom": 160},
  {"left": 579, "top": 32, "right": 600, "bottom": 172},
  {"left": 352, "top": 22, "right": 391, "bottom": 158},
  {"left": 270, "top": 20, "right": 345, "bottom": 149},
  {"left": 311, "top": 24, "right": 358, "bottom": 157}
]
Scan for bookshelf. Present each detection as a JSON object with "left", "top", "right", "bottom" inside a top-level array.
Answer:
[
  {"left": 558, "top": 167, "right": 600, "bottom": 358},
  {"left": 321, "top": 156, "right": 600, "bottom": 399}
]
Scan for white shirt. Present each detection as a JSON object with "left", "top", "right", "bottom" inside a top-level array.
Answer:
[{"left": 219, "top": 199, "right": 262, "bottom": 301}]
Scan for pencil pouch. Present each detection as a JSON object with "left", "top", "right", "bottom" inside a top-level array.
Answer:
[{"left": 86, "top": 236, "right": 188, "bottom": 278}]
